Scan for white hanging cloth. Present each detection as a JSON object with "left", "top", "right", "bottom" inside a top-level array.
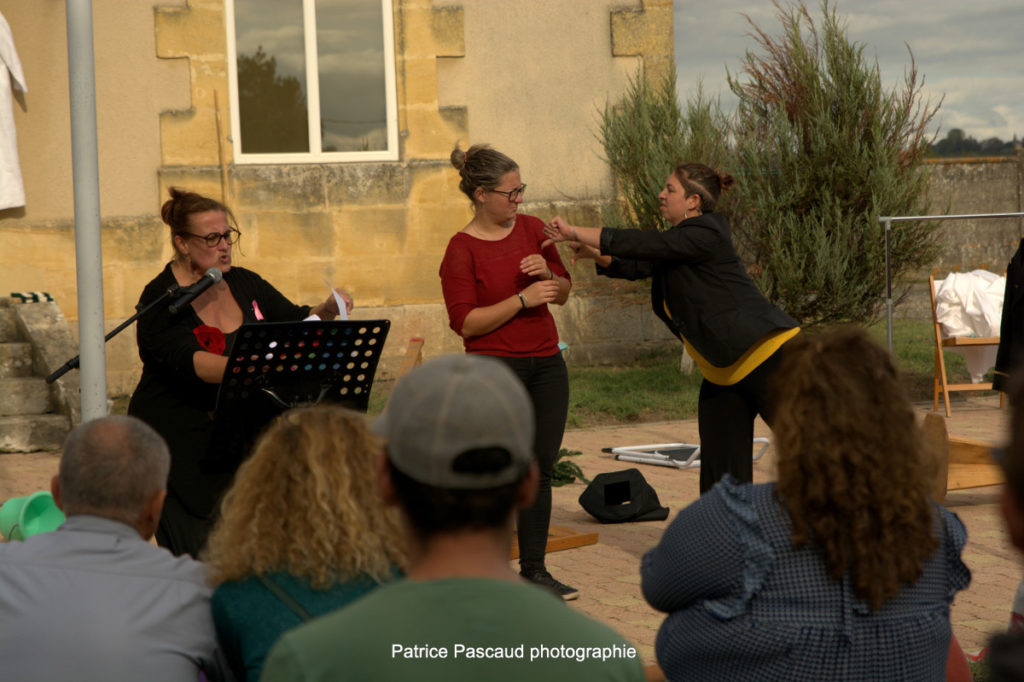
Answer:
[
  {"left": 935, "top": 269, "right": 1005, "bottom": 383},
  {"left": 0, "top": 10, "right": 27, "bottom": 211}
]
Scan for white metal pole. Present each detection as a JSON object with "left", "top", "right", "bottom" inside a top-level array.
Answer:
[
  {"left": 66, "top": 0, "right": 107, "bottom": 420},
  {"left": 884, "top": 218, "right": 893, "bottom": 355},
  {"left": 879, "top": 211, "right": 1024, "bottom": 358}
]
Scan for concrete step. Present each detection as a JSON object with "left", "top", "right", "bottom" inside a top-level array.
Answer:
[
  {"left": 0, "top": 307, "right": 18, "bottom": 344},
  {"left": 0, "top": 414, "right": 69, "bottom": 453},
  {"left": 0, "top": 378, "right": 51, "bottom": 416},
  {"left": 0, "top": 343, "right": 34, "bottom": 378}
]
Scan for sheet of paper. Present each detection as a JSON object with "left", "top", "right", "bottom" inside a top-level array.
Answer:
[
  {"left": 303, "top": 281, "right": 348, "bottom": 321},
  {"left": 326, "top": 278, "right": 348, "bottom": 321}
]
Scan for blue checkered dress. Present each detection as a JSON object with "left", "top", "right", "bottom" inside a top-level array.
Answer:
[{"left": 641, "top": 477, "right": 970, "bottom": 681}]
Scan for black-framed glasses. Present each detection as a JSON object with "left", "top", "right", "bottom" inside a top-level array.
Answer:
[
  {"left": 489, "top": 184, "right": 527, "bottom": 202},
  {"left": 179, "top": 228, "right": 240, "bottom": 248}
]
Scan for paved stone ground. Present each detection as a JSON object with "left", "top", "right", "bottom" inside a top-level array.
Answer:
[
  {"left": 547, "top": 394, "right": 1014, "bottom": 664},
  {"left": 0, "top": 394, "right": 1015, "bottom": 666}
]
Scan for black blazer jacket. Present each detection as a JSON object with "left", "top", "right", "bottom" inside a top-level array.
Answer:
[{"left": 598, "top": 212, "right": 797, "bottom": 368}]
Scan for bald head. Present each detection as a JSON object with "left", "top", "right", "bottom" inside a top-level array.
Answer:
[{"left": 57, "top": 416, "right": 170, "bottom": 526}]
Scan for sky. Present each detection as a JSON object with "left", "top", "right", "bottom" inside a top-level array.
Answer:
[{"left": 674, "top": 0, "right": 1024, "bottom": 142}]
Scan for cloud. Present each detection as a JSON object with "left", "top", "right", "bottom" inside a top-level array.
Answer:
[{"left": 675, "top": 0, "right": 1024, "bottom": 139}]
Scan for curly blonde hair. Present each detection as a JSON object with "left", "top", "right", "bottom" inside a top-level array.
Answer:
[
  {"left": 773, "top": 326, "right": 938, "bottom": 611},
  {"left": 203, "top": 405, "right": 406, "bottom": 588}
]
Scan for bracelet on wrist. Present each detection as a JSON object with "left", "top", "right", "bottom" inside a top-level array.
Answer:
[{"left": 516, "top": 291, "right": 528, "bottom": 310}]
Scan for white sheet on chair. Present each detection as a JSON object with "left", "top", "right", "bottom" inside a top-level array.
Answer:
[
  {"left": 936, "top": 270, "right": 1004, "bottom": 337},
  {"left": 935, "top": 270, "right": 1004, "bottom": 383}
]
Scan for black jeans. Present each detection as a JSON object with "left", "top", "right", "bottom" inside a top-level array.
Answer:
[
  {"left": 155, "top": 488, "right": 216, "bottom": 559},
  {"left": 697, "top": 347, "right": 785, "bottom": 494},
  {"left": 491, "top": 352, "right": 569, "bottom": 573}
]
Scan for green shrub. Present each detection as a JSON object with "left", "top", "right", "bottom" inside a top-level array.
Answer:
[
  {"left": 552, "top": 449, "right": 589, "bottom": 487},
  {"left": 598, "top": 0, "right": 942, "bottom": 328},
  {"left": 726, "top": 0, "right": 941, "bottom": 326},
  {"left": 598, "top": 68, "right": 730, "bottom": 231}
]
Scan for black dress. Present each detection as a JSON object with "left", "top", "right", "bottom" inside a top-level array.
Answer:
[
  {"left": 128, "top": 264, "right": 310, "bottom": 557},
  {"left": 994, "top": 239, "right": 1024, "bottom": 392}
]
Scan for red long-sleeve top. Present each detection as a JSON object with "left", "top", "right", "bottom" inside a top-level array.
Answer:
[{"left": 439, "top": 214, "right": 570, "bottom": 357}]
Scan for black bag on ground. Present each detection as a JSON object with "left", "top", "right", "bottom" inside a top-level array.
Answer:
[{"left": 578, "top": 468, "right": 669, "bottom": 523}]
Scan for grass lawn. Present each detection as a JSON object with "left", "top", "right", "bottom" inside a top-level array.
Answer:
[
  {"left": 368, "top": 318, "right": 990, "bottom": 429},
  {"left": 113, "top": 318, "right": 993, "bottom": 429},
  {"left": 557, "top": 317, "right": 987, "bottom": 429}
]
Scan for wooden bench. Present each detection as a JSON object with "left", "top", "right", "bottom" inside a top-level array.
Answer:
[
  {"left": 922, "top": 412, "right": 1003, "bottom": 501},
  {"left": 509, "top": 525, "right": 599, "bottom": 560}
]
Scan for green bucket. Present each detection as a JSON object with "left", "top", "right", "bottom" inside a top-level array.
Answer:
[{"left": 0, "top": 491, "right": 66, "bottom": 541}]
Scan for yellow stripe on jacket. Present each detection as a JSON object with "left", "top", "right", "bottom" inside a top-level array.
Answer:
[{"left": 682, "top": 327, "right": 801, "bottom": 386}]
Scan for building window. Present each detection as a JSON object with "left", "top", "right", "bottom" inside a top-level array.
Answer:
[{"left": 226, "top": 0, "right": 398, "bottom": 163}]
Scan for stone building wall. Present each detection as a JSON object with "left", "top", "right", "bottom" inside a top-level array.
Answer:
[{"left": 0, "top": 0, "right": 675, "bottom": 394}]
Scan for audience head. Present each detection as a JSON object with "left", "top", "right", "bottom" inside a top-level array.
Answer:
[
  {"left": 772, "top": 326, "right": 938, "bottom": 610},
  {"left": 372, "top": 354, "right": 537, "bottom": 541},
  {"left": 672, "top": 162, "right": 735, "bottom": 213},
  {"left": 204, "top": 405, "right": 405, "bottom": 588},
  {"left": 160, "top": 187, "right": 239, "bottom": 263},
  {"left": 53, "top": 416, "right": 170, "bottom": 537},
  {"left": 450, "top": 144, "right": 520, "bottom": 206}
]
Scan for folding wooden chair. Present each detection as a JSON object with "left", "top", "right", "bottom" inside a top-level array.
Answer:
[{"left": 929, "top": 275, "right": 1001, "bottom": 417}]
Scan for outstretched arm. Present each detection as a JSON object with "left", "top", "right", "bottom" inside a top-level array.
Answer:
[
  {"left": 566, "top": 241, "right": 612, "bottom": 268},
  {"left": 542, "top": 217, "right": 612, "bottom": 268},
  {"left": 542, "top": 217, "right": 602, "bottom": 250}
]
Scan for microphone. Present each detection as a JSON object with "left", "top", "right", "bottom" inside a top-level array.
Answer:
[{"left": 168, "top": 267, "right": 223, "bottom": 314}]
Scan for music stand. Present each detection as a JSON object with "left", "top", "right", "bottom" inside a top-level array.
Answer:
[{"left": 206, "top": 319, "right": 391, "bottom": 471}]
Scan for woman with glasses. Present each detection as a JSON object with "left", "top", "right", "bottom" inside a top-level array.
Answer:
[
  {"left": 439, "top": 144, "right": 577, "bottom": 600},
  {"left": 128, "top": 187, "right": 352, "bottom": 558},
  {"left": 542, "top": 163, "right": 799, "bottom": 495}
]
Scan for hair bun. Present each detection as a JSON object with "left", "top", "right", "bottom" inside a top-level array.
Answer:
[
  {"left": 718, "top": 172, "right": 736, "bottom": 192},
  {"left": 161, "top": 187, "right": 186, "bottom": 228},
  {"left": 450, "top": 146, "right": 467, "bottom": 171}
]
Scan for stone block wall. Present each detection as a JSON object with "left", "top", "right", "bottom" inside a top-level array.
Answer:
[
  {"left": 896, "top": 155, "right": 1024, "bottom": 321},
  {"left": 5, "top": 0, "right": 1018, "bottom": 400}
]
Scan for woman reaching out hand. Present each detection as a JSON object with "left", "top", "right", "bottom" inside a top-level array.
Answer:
[{"left": 543, "top": 162, "right": 799, "bottom": 494}]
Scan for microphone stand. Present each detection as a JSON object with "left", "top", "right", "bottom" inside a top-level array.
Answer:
[{"left": 46, "top": 284, "right": 181, "bottom": 384}]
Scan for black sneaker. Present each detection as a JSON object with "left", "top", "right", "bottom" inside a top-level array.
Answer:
[{"left": 521, "top": 569, "right": 579, "bottom": 601}]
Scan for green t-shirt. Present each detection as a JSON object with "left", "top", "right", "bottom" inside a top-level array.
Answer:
[{"left": 260, "top": 577, "right": 645, "bottom": 682}]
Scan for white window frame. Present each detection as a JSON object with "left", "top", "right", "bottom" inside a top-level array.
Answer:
[{"left": 224, "top": 0, "right": 399, "bottom": 164}]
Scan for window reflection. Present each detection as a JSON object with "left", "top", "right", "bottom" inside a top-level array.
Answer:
[
  {"left": 232, "top": 0, "right": 390, "bottom": 156},
  {"left": 317, "top": 0, "right": 388, "bottom": 152},
  {"left": 234, "top": 0, "right": 309, "bottom": 153}
]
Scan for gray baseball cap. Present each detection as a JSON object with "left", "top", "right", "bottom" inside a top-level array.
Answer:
[{"left": 371, "top": 354, "right": 534, "bottom": 489}]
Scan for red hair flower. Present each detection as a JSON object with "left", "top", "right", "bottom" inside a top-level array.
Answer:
[{"left": 192, "top": 325, "right": 226, "bottom": 355}]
